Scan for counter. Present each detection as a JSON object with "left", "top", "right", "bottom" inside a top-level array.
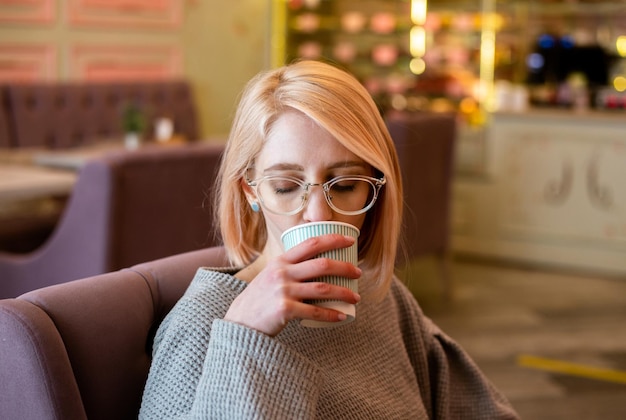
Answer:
[{"left": 452, "top": 109, "right": 626, "bottom": 277}]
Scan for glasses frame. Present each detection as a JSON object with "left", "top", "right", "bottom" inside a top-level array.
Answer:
[{"left": 245, "top": 172, "right": 386, "bottom": 216}]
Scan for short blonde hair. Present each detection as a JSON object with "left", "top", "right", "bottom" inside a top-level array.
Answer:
[{"left": 215, "top": 60, "right": 403, "bottom": 299}]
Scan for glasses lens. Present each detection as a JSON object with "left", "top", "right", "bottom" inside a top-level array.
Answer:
[
  {"left": 256, "top": 177, "right": 305, "bottom": 214},
  {"left": 327, "top": 178, "right": 376, "bottom": 213}
]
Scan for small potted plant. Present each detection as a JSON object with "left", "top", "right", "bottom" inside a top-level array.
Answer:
[{"left": 121, "top": 103, "right": 146, "bottom": 150}]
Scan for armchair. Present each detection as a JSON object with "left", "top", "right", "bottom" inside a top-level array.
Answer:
[
  {"left": 0, "top": 246, "right": 229, "bottom": 420},
  {"left": 0, "top": 143, "right": 225, "bottom": 298}
]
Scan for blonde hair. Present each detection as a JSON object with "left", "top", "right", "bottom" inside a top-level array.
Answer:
[{"left": 215, "top": 60, "right": 403, "bottom": 300}]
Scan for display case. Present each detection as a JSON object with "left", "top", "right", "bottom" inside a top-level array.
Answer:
[
  {"left": 271, "top": 0, "right": 527, "bottom": 120},
  {"left": 272, "top": 0, "right": 625, "bottom": 114},
  {"left": 272, "top": 0, "right": 416, "bottom": 111}
]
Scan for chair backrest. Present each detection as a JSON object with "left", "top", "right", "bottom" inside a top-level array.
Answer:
[
  {"left": 4, "top": 80, "right": 198, "bottom": 148},
  {"left": 0, "top": 246, "right": 229, "bottom": 420},
  {"left": 0, "top": 86, "right": 13, "bottom": 147},
  {"left": 385, "top": 111, "right": 457, "bottom": 264},
  {"left": 0, "top": 142, "right": 224, "bottom": 298}
]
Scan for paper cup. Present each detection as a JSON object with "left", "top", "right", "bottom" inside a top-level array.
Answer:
[{"left": 281, "top": 221, "right": 360, "bottom": 328}]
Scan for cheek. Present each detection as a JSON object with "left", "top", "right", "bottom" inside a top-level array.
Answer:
[
  {"left": 337, "top": 214, "right": 367, "bottom": 232},
  {"left": 343, "top": 213, "right": 370, "bottom": 248},
  {"left": 263, "top": 213, "right": 296, "bottom": 242}
]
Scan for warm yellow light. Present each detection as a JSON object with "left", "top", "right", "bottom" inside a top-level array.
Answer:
[
  {"left": 617, "top": 36, "right": 626, "bottom": 57},
  {"left": 410, "top": 26, "right": 426, "bottom": 57},
  {"left": 479, "top": 0, "right": 496, "bottom": 112},
  {"left": 614, "top": 76, "right": 626, "bottom": 92},
  {"left": 411, "top": 0, "right": 427, "bottom": 25},
  {"left": 484, "top": 13, "right": 505, "bottom": 31},
  {"left": 459, "top": 97, "right": 478, "bottom": 114},
  {"left": 410, "top": 57, "right": 426, "bottom": 75}
]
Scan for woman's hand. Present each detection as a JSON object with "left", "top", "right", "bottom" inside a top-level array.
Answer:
[{"left": 224, "top": 234, "right": 362, "bottom": 337}]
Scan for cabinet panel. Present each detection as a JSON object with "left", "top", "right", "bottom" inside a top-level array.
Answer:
[
  {"left": 453, "top": 111, "right": 626, "bottom": 276},
  {"left": 496, "top": 117, "right": 626, "bottom": 247}
]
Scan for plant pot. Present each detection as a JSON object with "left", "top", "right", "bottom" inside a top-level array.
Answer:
[{"left": 124, "top": 132, "right": 140, "bottom": 150}]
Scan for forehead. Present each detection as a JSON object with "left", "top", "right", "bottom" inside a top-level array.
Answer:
[{"left": 255, "top": 110, "right": 364, "bottom": 170}]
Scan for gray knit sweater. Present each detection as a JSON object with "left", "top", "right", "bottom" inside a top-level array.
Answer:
[{"left": 139, "top": 268, "right": 519, "bottom": 419}]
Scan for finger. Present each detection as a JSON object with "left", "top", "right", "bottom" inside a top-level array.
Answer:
[
  {"left": 290, "top": 300, "right": 351, "bottom": 324},
  {"left": 282, "top": 234, "right": 356, "bottom": 263},
  {"left": 286, "top": 257, "right": 362, "bottom": 282},
  {"left": 289, "top": 281, "right": 361, "bottom": 304}
]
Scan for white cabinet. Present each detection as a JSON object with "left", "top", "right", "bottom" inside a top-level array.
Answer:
[{"left": 452, "top": 110, "right": 626, "bottom": 276}]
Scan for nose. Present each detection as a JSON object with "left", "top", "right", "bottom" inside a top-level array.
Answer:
[{"left": 302, "top": 185, "right": 333, "bottom": 222}]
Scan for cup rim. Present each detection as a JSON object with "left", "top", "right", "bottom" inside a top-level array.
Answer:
[{"left": 281, "top": 221, "right": 360, "bottom": 242}]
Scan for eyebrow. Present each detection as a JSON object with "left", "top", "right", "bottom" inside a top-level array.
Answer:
[{"left": 263, "top": 160, "right": 369, "bottom": 173}]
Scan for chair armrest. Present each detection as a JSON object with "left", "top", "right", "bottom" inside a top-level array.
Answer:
[{"left": 0, "top": 299, "right": 87, "bottom": 420}]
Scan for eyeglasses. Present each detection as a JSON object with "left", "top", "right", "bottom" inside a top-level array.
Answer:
[{"left": 245, "top": 172, "right": 386, "bottom": 216}]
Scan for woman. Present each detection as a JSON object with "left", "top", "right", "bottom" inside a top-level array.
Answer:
[{"left": 140, "top": 60, "right": 519, "bottom": 419}]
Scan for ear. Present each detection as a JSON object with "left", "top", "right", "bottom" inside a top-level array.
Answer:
[{"left": 240, "top": 177, "right": 255, "bottom": 202}]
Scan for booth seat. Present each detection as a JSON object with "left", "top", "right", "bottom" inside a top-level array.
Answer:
[
  {"left": 0, "top": 88, "right": 11, "bottom": 148},
  {"left": 385, "top": 111, "right": 457, "bottom": 299},
  {"left": 0, "top": 79, "right": 198, "bottom": 149},
  {"left": 0, "top": 143, "right": 225, "bottom": 299}
]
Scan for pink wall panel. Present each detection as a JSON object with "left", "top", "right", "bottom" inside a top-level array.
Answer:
[
  {"left": 70, "top": 45, "right": 182, "bottom": 81},
  {"left": 67, "top": 0, "right": 181, "bottom": 29},
  {"left": 0, "top": 44, "right": 57, "bottom": 82},
  {"left": 0, "top": 0, "right": 55, "bottom": 24}
]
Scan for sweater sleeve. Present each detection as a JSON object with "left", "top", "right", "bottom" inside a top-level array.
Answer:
[
  {"left": 425, "top": 320, "right": 520, "bottom": 420},
  {"left": 189, "top": 320, "right": 323, "bottom": 419},
  {"left": 391, "top": 281, "right": 519, "bottom": 420}
]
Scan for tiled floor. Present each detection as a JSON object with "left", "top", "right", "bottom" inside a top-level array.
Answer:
[{"left": 400, "top": 256, "right": 626, "bottom": 420}]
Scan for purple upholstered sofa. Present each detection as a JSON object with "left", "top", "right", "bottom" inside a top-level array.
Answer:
[{"left": 0, "top": 143, "right": 225, "bottom": 299}]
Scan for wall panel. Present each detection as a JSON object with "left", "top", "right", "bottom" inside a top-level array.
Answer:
[
  {"left": 70, "top": 44, "right": 182, "bottom": 81},
  {"left": 0, "top": 44, "right": 56, "bottom": 81},
  {"left": 66, "top": 0, "right": 181, "bottom": 29},
  {"left": 0, "top": 0, "right": 55, "bottom": 24}
]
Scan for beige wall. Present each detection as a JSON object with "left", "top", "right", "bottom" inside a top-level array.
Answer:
[
  {"left": 181, "top": 0, "right": 270, "bottom": 137},
  {"left": 0, "top": 0, "right": 271, "bottom": 138}
]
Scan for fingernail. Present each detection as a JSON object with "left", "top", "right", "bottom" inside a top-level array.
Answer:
[
  {"left": 337, "top": 313, "right": 347, "bottom": 321},
  {"left": 353, "top": 293, "right": 361, "bottom": 303},
  {"left": 344, "top": 235, "right": 356, "bottom": 242}
]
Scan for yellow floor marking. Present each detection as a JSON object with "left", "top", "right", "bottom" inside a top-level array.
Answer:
[{"left": 517, "top": 354, "right": 626, "bottom": 385}]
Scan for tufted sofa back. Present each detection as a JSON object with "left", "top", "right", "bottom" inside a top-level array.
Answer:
[{"left": 2, "top": 80, "right": 198, "bottom": 149}]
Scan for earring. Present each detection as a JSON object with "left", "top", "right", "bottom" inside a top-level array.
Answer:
[{"left": 250, "top": 201, "right": 260, "bottom": 213}]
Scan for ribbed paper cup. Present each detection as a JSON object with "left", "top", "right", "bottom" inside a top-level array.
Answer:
[{"left": 281, "top": 221, "right": 360, "bottom": 328}]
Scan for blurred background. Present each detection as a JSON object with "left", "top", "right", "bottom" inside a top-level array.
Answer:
[{"left": 1, "top": 1, "right": 625, "bottom": 418}]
